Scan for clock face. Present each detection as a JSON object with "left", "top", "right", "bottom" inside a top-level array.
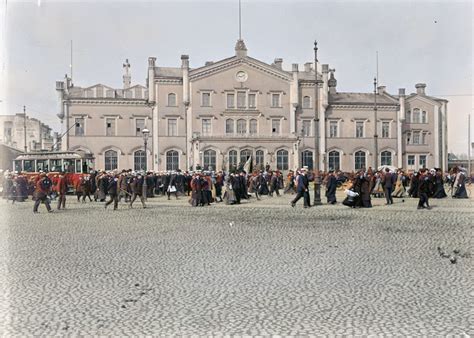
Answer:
[{"left": 235, "top": 71, "right": 248, "bottom": 82}]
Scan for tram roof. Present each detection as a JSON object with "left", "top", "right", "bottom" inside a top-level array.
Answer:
[{"left": 14, "top": 151, "right": 83, "bottom": 160}]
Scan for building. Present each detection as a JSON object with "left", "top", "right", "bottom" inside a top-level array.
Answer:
[
  {"left": 56, "top": 39, "right": 448, "bottom": 173},
  {"left": 0, "top": 113, "right": 55, "bottom": 153}
]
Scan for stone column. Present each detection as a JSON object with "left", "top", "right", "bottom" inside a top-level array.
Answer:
[
  {"left": 148, "top": 57, "right": 156, "bottom": 102},
  {"left": 441, "top": 101, "right": 448, "bottom": 171},
  {"left": 290, "top": 64, "right": 299, "bottom": 134},
  {"left": 434, "top": 105, "right": 440, "bottom": 168},
  {"left": 152, "top": 85, "right": 159, "bottom": 171},
  {"left": 397, "top": 88, "right": 405, "bottom": 168},
  {"left": 182, "top": 55, "right": 191, "bottom": 170}
]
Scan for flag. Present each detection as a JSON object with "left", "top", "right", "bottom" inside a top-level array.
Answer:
[{"left": 243, "top": 156, "right": 252, "bottom": 174}]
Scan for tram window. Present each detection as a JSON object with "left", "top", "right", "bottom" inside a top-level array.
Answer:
[
  {"left": 24, "top": 160, "right": 34, "bottom": 172},
  {"left": 14, "top": 161, "right": 22, "bottom": 172},
  {"left": 50, "top": 159, "right": 62, "bottom": 172},
  {"left": 63, "top": 160, "right": 74, "bottom": 173},
  {"left": 37, "top": 160, "right": 48, "bottom": 172},
  {"left": 75, "top": 160, "right": 82, "bottom": 173}
]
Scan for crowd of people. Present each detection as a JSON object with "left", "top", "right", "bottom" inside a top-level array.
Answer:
[{"left": 0, "top": 165, "right": 470, "bottom": 213}]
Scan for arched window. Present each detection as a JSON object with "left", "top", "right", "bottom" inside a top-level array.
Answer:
[
  {"left": 134, "top": 150, "right": 146, "bottom": 171},
  {"left": 249, "top": 119, "right": 257, "bottom": 134},
  {"left": 203, "top": 149, "right": 216, "bottom": 171},
  {"left": 104, "top": 150, "right": 118, "bottom": 171},
  {"left": 228, "top": 150, "right": 238, "bottom": 170},
  {"left": 237, "top": 119, "right": 246, "bottom": 134},
  {"left": 303, "top": 96, "right": 311, "bottom": 109},
  {"left": 256, "top": 150, "right": 264, "bottom": 167},
  {"left": 240, "top": 149, "right": 252, "bottom": 164},
  {"left": 301, "top": 150, "right": 313, "bottom": 170},
  {"left": 421, "top": 111, "right": 427, "bottom": 123},
  {"left": 167, "top": 93, "right": 177, "bottom": 106},
  {"left": 328, "top": 150, "right": 340, "bottom": 171},
  {"left": 406, "top": 110, "right": 412, "bottom": 123},
  {"left": 413, "top": 108, "right": 420, "bottom": 123},
  {"left": 354, "top": 150, "right": 366, "bottom": 171},
  {"left": 381, "top": 151, "right": 392, "bottom": 166},
  {"left": 277, "top": 149, "right": 289, "bottom": 170},
  {"left": 226, "top": 119, "right": 234, "bottom": 134},
  {"left": 166, "top": 150, "right": 179, "bottom": 171}
]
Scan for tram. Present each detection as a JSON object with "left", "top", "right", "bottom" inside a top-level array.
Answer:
[{"left": 13, "top": 151, "right": 93, "bottom": 174}]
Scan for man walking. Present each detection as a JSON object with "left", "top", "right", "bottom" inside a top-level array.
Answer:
[
  {"left": 291, "top": 168, "right": 311, "bottom": 208},
  {"left": 382, "top": 168, "right": 396, "bottom": 205},
  {"left": 33, "top": 173, "right": 53, "bottom": 213},
  {"left": 104, "top": 173, "right": 119, "bottom": 210},
  {"left": 418, "top": 169, "right": 432, "bottom": 209},
  {"left": 57, "top": 172, "right": 67, "bottom": 210},
  {"left": 129, "top": 172, "right": 146, "bottom": 208},
  {"left": 325, "top": 170, "right": 337, "bottom": 204}
]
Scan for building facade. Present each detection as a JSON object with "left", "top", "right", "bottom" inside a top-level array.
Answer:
[{"left": 56, "top": 40, "right": 448, "bottom": 173}]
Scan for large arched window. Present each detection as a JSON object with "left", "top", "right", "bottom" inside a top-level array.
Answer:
[
  {"left": 301, "top": 150, "right": 313, "bottom": 170},
  {"left": 240, "top": 149, "right": 252, "bottom": 164},
  {"left": 302, "top": 96, "right": 311, "bottom": 109},
  {"left": 134, "top": 150, "right": 146, "bottom": 171},
  {"left": 228, "top": 150, "right": 238, "bottom": 170},
  {"left": 166, "top": 150, "right": 179, "bottom": 171},
  {"left": 354, "top": 150, "right": 366, "bottom": 171},
  {"left": 381, "top": 150, "right": 392, "bottom": 166},
  {"left": 167, "top": 93, "right": 177, "bottom": 106},
  {"left": 249, "top": 119, "right": 258, "bottom": 134},
  {"left": 256, "top": 150, "right": 264, "bottom": 167},
  {"left": 413, "top": 108, "right": 421, "bottom": 123},
  {"left": 237, "top": 119, "right": 246, "bottom": 134},
  {"left": 226, "top": 119, "right": 234, "bottom": 134},
  {"left": 277, "top": 149, "right": 289, "bottom": 170},
  {"left": 203, "top": 149, "right": 216, "bottom": 171},
  {"left": 328, "top": 150, "right": 340, "bottom": 171},
  {"left": 104, "top": 150, "right": 118, "bottom": 171}
]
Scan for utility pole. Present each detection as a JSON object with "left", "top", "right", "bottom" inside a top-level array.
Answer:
[
  {"left": 23, "top": 105, "right": 27, "bottom": 153},
  {"left": 468, "top": 114, "right": 471, "bottom": 177},
  {"left": 313, "top": 40, "right": 322, "bottom": 205},
  {"left": 373, "top": 77, "right": 379, "bottom": 170}
]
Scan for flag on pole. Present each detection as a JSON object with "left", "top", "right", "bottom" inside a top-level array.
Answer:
[{"left": 243, "top": 156, "right": 252, "bottom": 174}]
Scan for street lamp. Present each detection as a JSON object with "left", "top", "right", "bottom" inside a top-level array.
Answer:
[
  {"left": 313, "top": 40, "right": 322, "bottom": 206},
  {"left": 142, "top": 128, "right": 150, "bottom": 200}
]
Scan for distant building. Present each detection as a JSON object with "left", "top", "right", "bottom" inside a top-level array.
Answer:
[
  {"left": 56, "top": 40, "right": 448, "bottom": 172},
  {"left": 0, "top": 114, "right": 55, "bottom": 153}
]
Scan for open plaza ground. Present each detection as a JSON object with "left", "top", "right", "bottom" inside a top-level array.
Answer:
[{"left": 0, "top": 189, "right": 472, "bottom": 336}]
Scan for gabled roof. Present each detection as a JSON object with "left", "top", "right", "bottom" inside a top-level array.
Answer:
[
  {"left": 405, "top": 93, "right": 445, "bottom": 105},
  {"left": 155, "top": 67, "right": 183, "bottom": 78},
  {"left": 127, "top": 84, "right": 147, "bottom": 90},
  {"left": 85, "top": 84, "right": 116, "bottom": 90},
  {"left": 329, "top": 92, "right": 398, "bottom": 106}
]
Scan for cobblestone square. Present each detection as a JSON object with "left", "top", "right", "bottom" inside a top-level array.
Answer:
[{"left": 0, "top": 191, "right": 472, "bottom": 336}]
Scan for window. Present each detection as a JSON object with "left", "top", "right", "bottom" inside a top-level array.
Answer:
[
  {"left": 202, "top": 119, "right": 211, "bottom": 136},
  {"left": 412, "top": 131, "right": 421, "bottom": 145},
  {"left": 228, "top": 150, "right": 238, "bottom": 170},
  {"left": 419, "top": 155, "right": 427, "bottom": 168},
  {"left": 354, "top": 150, "right": 366, "bottom": 171},
  {"left": 382, "top": 121, "right": 390, "bottom": 138},
  {"left": 167, "top": 93, "right": 177, "bottom": 106},
  {"left": 203, "top": 149, "right": 216, "bottom": 171},
  {"left": 226, "top": 119, "right": 234, "bottom": 134},
  {"left": 85, "top": 89, "right": 94, "bottom": 98},
  {"left": 302, "top": 120, "right": 311, "bottom": 137},
  {"left": 134, "top": 150, "right": 146, "bottom": 171},
  {"left": 134, "top": 88, "right": 142, "bottom": 99},
  {"left": 237, "top": 91, "right": 246, "bottom": 108},
  {"left": 240, "top": 149, "right": 252, "bottom": 164},
  {"left": 237, "top": 119, "right": 247, "bottom": 134},
  {"left": 329, "top": 121, "right": 338, "bottom": 138},
  {"left": 271, "top": 93, "right": 281, "bottom": 108},
  {"left": 408, "top": 155, "right": 415, "bottom": 166},
  {"left": 421, "top": 111, "right": 427, "bottom": 124},
  {"left": 413, "top": 108, "right": 420, "bottom": 123},
  {"left": 303, "top": 96, "right": 311, "bottom": 109},
  {"left": 301, "top": 150, "right": 313, "bottom": 170},
  {"left": 106, "top": 90, "right": 115, "bottom": 98},
  {"left": 406, "top": 132, "right": 412, "bottom": 144},
  {"left": 104, "top": 150, "right": 118, "bottom": 171},
  {"left": 75, "top": 118, "right": 84, "bottom": 136},
  {"left": 276, "top": 149, "right": 289, "bottom": 170},
  {"left": 106, "top": 118, "right": 116, "bottom": 136},
  {"left": 421, "top": 132, "right": 426, "bottom": 145},
  {"left": 249, "top": 119, "right": 258, "bottom": 134},
  {"left": 328, "top": 150, "right": 340, "bottom": 171},
  {"left": 272, "top": 119, "right": 280, "bottom": 135},
  {"left": 166, "top": 150, "right": 179, "bottom": 171},
  {"left": 136, "top": 118, "right": 145, "bottom": 136},
  {"left": 355, "top": 121, "right": 364, "bottom": 138},
  {"left": 406, "top": 110, "right": 411, "bottom": 123},
  {"left": 96, "top": 86, "right": 104, "bottom": 97},
  {"left": 202, "top": 92, "right": 211, "bottom": 107},
  {"left": 227, "top": 93, "right": 235, "bottom": 108},
  {"left": 168, "top": 119, "right": 177, "bottom": 136},
  {"left": 381, "top": 151, "right": 392, "bottom": 166},
  {"left": 256, "top": 150, "right": 264, "bottom": 166},
  {"left": 248, "top": 93, "right": 256, "bottom": 108}
]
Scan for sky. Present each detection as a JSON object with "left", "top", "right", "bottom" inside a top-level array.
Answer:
[{"left": 0, "top": 0, "right": 472, "bottom": 155}]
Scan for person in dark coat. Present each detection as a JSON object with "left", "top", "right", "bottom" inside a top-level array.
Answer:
[
  {"left": 57, "top": 172, "right": 68, "bottom": 210},
  {"left": 432, "top": 169, "right": 447, "bottom": 198},
  {"left": 129, "top": 173, "right": 146, "bottom": 208},
  {"left": 104, "top": 174, "right": 119, "bottom": 210},
  {"left": 408, "top": 173, "right": 419, "bottom": 198},
  {"left": 33, "top": 173, "right": 52, "bottom": 213},
  {"left": 291, "top": 168, "right": 311, "bottom": 208},
  {"left": 214, "top": 171, "right": 224, "bottom": 202},
  {"left": 189, "top": 173, "right": 203, "bottom": 206},
  {"left": 417, "top": 169, "right": 432, "bottom": 209},
  {"left": 353, "top": 171, "right": 372, "bottom": 208},
  {"left": 382, "top": 168, "right": 396, "bottom": 205},
  {"left": 325, "top": 170, "right": 337, "bottom": 204}
]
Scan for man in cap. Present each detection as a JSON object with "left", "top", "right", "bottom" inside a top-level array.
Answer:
[
  {"left": 33, "top": 173, "right": 53, "bottom": 213},
  {"left": 291, "top": 167, "right": 311, "bottom": 208}
]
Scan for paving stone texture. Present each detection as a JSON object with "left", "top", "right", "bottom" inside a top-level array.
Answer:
[{"left": 0, "top": 188, "right": 472, "bottom": 336}]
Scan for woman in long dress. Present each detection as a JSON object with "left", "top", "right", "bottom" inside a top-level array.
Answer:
[
  {"left": 223, "top": 174, "right": 237, "bottom": 205},
  {"left": 392, "top": 171, "right": 406, "bottom": 198}
]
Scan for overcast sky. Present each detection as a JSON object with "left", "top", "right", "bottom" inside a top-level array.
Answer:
[{"left": 0, "top": 0, "right": 472, "bottom": 155}]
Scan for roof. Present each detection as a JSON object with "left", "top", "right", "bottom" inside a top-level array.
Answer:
[
  {"left": 155, "top": 67, "right": 182, "bottom": 78},
  {"left": 329, "top": 92, "right": 398, "bottom": 105}
]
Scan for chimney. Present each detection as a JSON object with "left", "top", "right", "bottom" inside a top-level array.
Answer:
[
  {"left": 181, "top": 55, "right": 190, "bottom": 105},
  {"left": 304, "top": 62, "right": 312, "bottom": 72},
  {"left": 415, "top": 83, "right": 426, "bottom": 95},
  {"left": 123, "top": 59, "right": 131, "bottom": 89},
  {"left": 148, "top": 57, "right": 156, "bottom": 102},
  {"left": 377, "top": 86, "right": 386, "bottom": 94},
  {"left": 399, "top": 88, "right": 406, "bottom": 120},
  {"left": 181, "top": 54, "right": 189, "bottom": 68},
  {"left": 274, "top": 58, "right": 283, "bottom": 70},
  {"left": 205, "top": 61, "right": 214, "bottom": 66}
]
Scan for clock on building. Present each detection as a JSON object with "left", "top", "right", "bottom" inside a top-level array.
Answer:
[{"left": 235, "top": 70, "right": 248, "bottom": 82}]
